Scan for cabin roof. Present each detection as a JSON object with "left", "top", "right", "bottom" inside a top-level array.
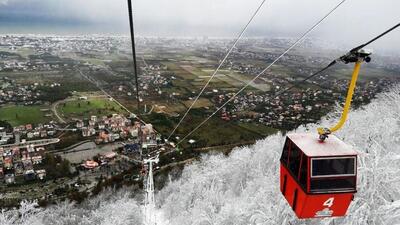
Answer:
[{"left": 287, "top": 133, "right": 358, "bottom": 157}]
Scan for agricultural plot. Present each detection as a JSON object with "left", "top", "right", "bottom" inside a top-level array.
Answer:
[
  {"left": 0, "top": 105, "right": 53, "bottom": 126},
  {"left": 0, "top": 70, "right": 96, "bottom": 92},
  {"left": 237, "top": 122, "right": 279, "bottom": 136},
  {"left": 202, "top": 69, "right": 271, "bottom": 92},
  {"left": 182, "top": 98, "right": 213, "bottom": 109},
  {"left": 57, "top": 98, "right": 126, "bottom": 120},
  {"left": 333, "top": 65, "right": 398, "bottom": 82},
  {"left": 164, "top": 62, "right": 272, "bottom": 93},
  {"left": 162, "top": 62, "right": 197, "bottom": 80},
  {"left": 181, "top": 65, "right": 210, "bottom": 78}
]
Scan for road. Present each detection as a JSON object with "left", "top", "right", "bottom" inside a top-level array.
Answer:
[
  {"left": 51, "top": 99, "right": 69, "bottom": 123},
  {"left": 0, "top": 138, "right": 60, "bottom": 151},
  {"left": 56, "top": 141, "right": 123, "bottom": 164}
]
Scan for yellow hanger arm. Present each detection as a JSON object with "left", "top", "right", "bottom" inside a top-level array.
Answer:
[{"left": 318, "top": 61, "right": 362, "bottom": 136}]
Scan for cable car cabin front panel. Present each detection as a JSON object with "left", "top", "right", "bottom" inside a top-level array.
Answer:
[{"left": 280, "top": 134, "right": 357, "bottom": 219}]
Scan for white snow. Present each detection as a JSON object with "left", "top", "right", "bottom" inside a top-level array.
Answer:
[
  {"left": 0, "top": 189, "right": 144, "bottom": 225},
  {"left": 287, "top": 133, "right": 358, "bottom": 157}
]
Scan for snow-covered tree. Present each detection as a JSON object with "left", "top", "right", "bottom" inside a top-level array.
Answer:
[{"left": 0, "top": 188, "right": 143, "bottom": 225}]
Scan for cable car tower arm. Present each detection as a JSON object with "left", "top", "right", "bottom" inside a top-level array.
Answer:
[
  {"left": 317, "top": 22, "right": 400, "bottom": 141},
  {"left": 317, "top": 50, "right": 371, "bottom": 141}
]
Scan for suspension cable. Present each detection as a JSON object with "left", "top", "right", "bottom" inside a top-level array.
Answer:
[
  {"left": 350, "top": 22, "right": 400, "bottom": 53},
  {"left": 167, "top": 0, "right": 267, "bottom": 140},
  {"left": 127, "top": 0, "right": 141, "bottom": 110},
  {"left": 280, "top": 21, "right": 400, "bottom": 97},
  {"left": 176, "top": 0, "right": 347, "bottom": 145}
]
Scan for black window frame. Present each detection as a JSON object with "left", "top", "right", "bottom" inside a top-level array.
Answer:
[
  {"left": 298, "top": 153, "right": 308, "bottom": 190},
  {"left": 310, "top": 176, "right": 357, "bottom": 193},
  {"left": 288, "top": 143, "right": 301, "bottom": 177},
  {"left": 311, "top": 156, "right": 356, "bottom": 178},
  {"left": 280, "top": 138, "right": 291, "bottom": 166},
  {"left": 309, "top": 156, "right": 357, "bottom": 193}
]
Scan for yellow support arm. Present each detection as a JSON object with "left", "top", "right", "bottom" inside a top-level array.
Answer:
[{"left": 318, "top": 61, "right": 362, "bottom": 137}]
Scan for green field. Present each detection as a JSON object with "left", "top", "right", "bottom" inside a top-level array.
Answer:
[
  {"left": 182, "top": 98, "right": 213, "bottom": 109},
  {"left": 58, "top": 98, "right": 126, "bottom": 120},
  {"left": 0, "top": 105, "right": 52, "bottom": 126},
  {"left": 237, "top": 122, "right": 279, "bottom": 136},
  {"left": 143, "top": 109, "right": 279, "bottom": 148},
  {"left": 162, "top": 61, "right": 272, "bottom": 95}
]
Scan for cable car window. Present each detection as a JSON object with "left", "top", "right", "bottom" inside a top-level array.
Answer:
[
  {"left": 288, "top": 143, "right": 301, "bottom": 176},
  {"left": 311, "top": 157, "right": 356, "bottom": 177},
  {"left": 310, "top": 177, "right": 356, "bottom": 192},
  {"left": 280, "top": 138, "right": 291, "bottom": 165},
  {"left": 298, "top": 154, "right": 308, "bottom": 189}
]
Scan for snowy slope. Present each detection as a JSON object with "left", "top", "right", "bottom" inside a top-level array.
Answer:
[
  {"left": 1, "top": 86, "right": 399, "bottom": 225},
  {"left": 0, "top": 189, "right": 144, "bottom": 225}
]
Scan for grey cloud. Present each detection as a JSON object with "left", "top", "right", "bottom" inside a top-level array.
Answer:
[{"left": 0, "top": 0, "right": 399, "bottom": 52}]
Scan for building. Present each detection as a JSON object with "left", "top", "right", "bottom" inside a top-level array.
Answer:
[
  {"left": 5, "top": 173, "right": 15, "bottom": 184},
  {"left": 124, "top": 143, "right": 140, "bottom": 154},
  {"left": 129, "top": 128, "right": 139, "bottom": 138},
  {"left": 36, "top": 169, "right": 46, "bottom": 180},
  {"left": 82, "top": 160, "right": 99, "bottom": 169},
  {"left": 91, "top": 115, "right": 97, "bottom": 122},
  {"left": 76, "top": 120, "right": 84, "bottom": 128},
  {"left": 24, "top": 170, "right": 35, "bottom": 181},
  {"left": 31, "top": 155, "right": 43, "bottom": 164},
  {"left": 82, "top": 127, "right": 96, "bottom": 137},
  {"left": 102, "top": 152, "right": 117, "bottom": 160},
  {"left": 14, "top": 161, "right": 24, "bottom": 175},
  {"left": 4, "top": 157, "right": 12, "bottom": 169}
]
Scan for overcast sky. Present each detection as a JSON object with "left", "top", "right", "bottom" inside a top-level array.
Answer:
[{"left": 0, "top": 0, "right": 399, "bottom": 51}]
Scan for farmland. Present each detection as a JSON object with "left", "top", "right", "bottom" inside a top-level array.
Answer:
[
  {"left": 0, "top": 105, "right": 53, "bottom": 126},
  {"left": 56, "top": 97, "right": 126, "bottom": 121},
  {"left": 161, "top": 62, "right": 271, "bottom": 93}
]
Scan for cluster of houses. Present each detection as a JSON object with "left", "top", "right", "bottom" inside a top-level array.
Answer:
[
  {"left": 0, "top": 77, "right": 43, "bottom": 106},
  {"left": 0, "top": 145, "right": 46, "bottom": 184},
  {"left": 0, "top": 127, "right": 13, "bottom": 145},
  {"left": 211, "top": 64, "right": 386, "bottom": 130},
  {"left": 76, "top": 114, "right": 159, "bottom": 146},
  {"left": 216, "top": 88, "right": 335, "bottom": 129},
  {"left": 14, "top": 123, "right": 57, "bottom": 141}
]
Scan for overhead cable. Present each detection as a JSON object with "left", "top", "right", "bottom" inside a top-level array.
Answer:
[
  {"left": 350, "top": 22, "right": 400, "bottom": 53},
  {"left": 127, "top": 0, "right": 141, "bottom": 110},
  {"left": 168, "top": 0, "right": 268, "bottom": 140}
]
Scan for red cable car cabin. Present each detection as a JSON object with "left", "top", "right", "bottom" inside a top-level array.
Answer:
[{"left": 280, "top": 133, "right": 357, "bottom": 219}]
